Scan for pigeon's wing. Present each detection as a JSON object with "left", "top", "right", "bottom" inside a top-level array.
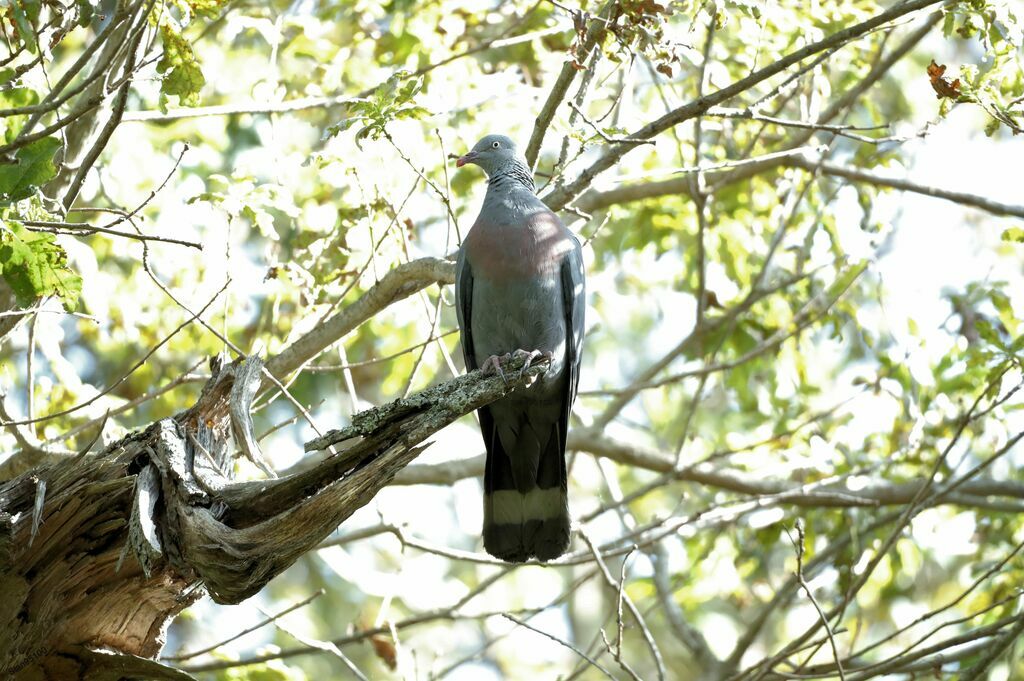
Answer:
[
  {"left": 455, "top": 248, "right": 477, "bottom": 372},
  {"left": 458, "top": 242, "right": 522, "bottom": 557},
  {"left": 559, "top": 231, "right": 586, "bottom": 444},
  {"left": 456, "top": 245, "right": 502, "bottom": 465}
]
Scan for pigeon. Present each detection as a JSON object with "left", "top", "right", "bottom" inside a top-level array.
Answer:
[{"left": 454, "top": 134, "right": 585, "bottom": 562}]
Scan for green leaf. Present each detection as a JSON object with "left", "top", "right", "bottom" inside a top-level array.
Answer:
[
  {"left": 396, "top": 75, "right": 423, "bottom": 103},
  {"left": 10, "top": 0, "right": 39, "bottom": 54},
  {"left": 0, "top": 136, "right": 61, "bottom": 202},
  {"left": 181, "top": 0, "right": 227, "bottom": 17},
  {"left": 0, "top": 223, "right": 82, "bottom": 309},
  {"left": 974, "top": 318, "right": 1000, "bottom": 346},
  {"left": 0, "top": 86, "right": 41, "bottom": 142},
  {"left": 826, "top": 260, "right": 867, "bottom": 301},
  {"left": 157, "top": 20, "right": 206, "bottom": 107},
  {"left": 215, "top": 657, "right": 308, "bottom": 680},
  {"left": 1, "top": 86, "right": 40, "bottom": 110},
  {"left": 74, "top": 0, "right": 95, "bottom": 27},
  {"left": 943, "top": 10, "right": 956, "bottom": 37},
  {"left": 395, "top": 104, "right": 429, "bottom": 121},
  {"left": 323, "top": 117, "right": 364, "bottom": 139},
  {"left": 984, "top": 116, "right": 1000, "bottom": 136},
  {"left": 1001, "top": 227, "right": 1024, "bottom": 243}
]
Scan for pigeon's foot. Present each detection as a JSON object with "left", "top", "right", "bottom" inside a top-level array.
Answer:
[
  {"left": 481, "top": 353, "right": 513, "bottom": 384},
  {"left": 511, "top": 349, "right": 552, "bottom": 379}
]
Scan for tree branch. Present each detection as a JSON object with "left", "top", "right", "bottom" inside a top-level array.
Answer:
[
  {"left": 389, "top": 428, "right": 1024, "bottom": 514},
  {"left": 525, "top": 1, "right": 615, "bottom": 169},
  {"left": 569, "top": 429, "right": 1024, "bottom": 511},
  {"left": 541, "top": 0, "right": 946, "bottom": 212},
  {"left": 122, "top": 23, "right": 566, "bottom": 123},
  {"left": 787, "top": 155, "right": 1024, "bottom": 220},
  {"left": 263, "top": 256, "right": 455, "bottom": 386},
  {"left": 567, "top": 12, "right": 940, "bottom": 217},
  {"left": 0, "top": 350, "right": 547, "bottom": 676}
]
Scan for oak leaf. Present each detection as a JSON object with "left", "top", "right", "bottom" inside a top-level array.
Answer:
[{"left": 927, "top": 60, "right": 961, "bottom": 100}]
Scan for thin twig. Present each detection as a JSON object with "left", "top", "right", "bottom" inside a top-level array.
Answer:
[
  {"left": 541, "top": 0, "right": 946, "bottom": 212},
  {"left": 502, "top": 613, "right": 618, "bottom": 681},
  {"left": 15, "top": 220, "right": 202, "bottom": 249},
  {"left": 260, "top": 604, "right": 370, "bottom": 681},
  {"left": 163, "top": 590, "right": 326, "bottom": 662},
  {"left": 567, "top": 101, "right": 654, "bottom": 146},
  {"left": 787, "top": 520, "right": 846, "bottom": 680},
  {"left": 0, "top": 283, "right": 229, "bottom": 426},
  {"left": 525, "top": 0, "right": 616, "bottom": 168},
  {"left": 580, "top": 528, "right": 666, "bottom": 681}
]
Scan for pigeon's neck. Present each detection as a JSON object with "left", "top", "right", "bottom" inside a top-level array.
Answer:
[
  {"left": 486, "top": 158, "right": 536, "bottom": 194},
  {"left": 481, "top": 158, "right": 546, "bottom": 223}
]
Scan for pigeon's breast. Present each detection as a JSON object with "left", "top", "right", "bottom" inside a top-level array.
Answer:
[
  {"left": 463, "top": 215, "right": 574, "bottom": 389},
  {"left": 463, "top": 209, "right": 574, "bottom": 280}
]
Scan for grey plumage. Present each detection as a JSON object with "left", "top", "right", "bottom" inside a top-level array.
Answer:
[{"left": 455, "top": 134, "right": 585, "bottom": 562}]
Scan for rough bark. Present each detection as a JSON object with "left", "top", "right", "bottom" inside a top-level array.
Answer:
[{"left": 0, "top": 351, "right": 547, "bottom": 679}]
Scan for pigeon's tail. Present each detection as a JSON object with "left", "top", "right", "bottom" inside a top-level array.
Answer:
[{"left": 480, "top": 405, "right": 569, "bottom": 562}]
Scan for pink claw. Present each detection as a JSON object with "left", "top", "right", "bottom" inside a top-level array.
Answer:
[
  {"left": 511, "top": 349, "right": 550, "bottom": 379},
  {"left": 481, "top": 353, "right": 512, "bottom": 385}
]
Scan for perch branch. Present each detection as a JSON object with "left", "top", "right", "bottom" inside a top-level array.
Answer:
[{"left": 0, "top": 349, "right": 548, "bottom": 677}]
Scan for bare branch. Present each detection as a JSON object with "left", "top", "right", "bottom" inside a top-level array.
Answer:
[
  {"left": 15, "top": 220, "right": 202, "bottom": 249},
  {"left": 580, "top": 528, "right": 667, "bottom": 681},
  {"left": 787, "top": 521, "right": 846, "bottom": 681},
  {"left": 261, "top": 604, "right": 370, "bottom": 681},
  {"left": 388, "top": 425, "right": 1024, "bottom": 516},
  {"left": 0, "top": 282, "right": 229, "bottom": 428},
  {"left": 123, "top": 21, "right": 566, "bottom": 123},
  {"left": 574, "top": 14, "right": 940, "bottom": 214},
  {"left": 567, "top": 101, "right": 654, "bottom": 146},
  {"left": 788, "top": 155, "right": 1024, "bottom": 219},
  {"left": 163, "top": 590, "right": 325, "bottom": 662}
]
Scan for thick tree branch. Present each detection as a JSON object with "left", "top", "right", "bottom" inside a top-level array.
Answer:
[
  {"left": 571, "top": 429, "right": 1024, "bottom": 511},
  {"left": 572, "top": 112, "right": 1024, "bottom": 224},
  {"left": 0, "top": 350, "right": 547, "bottom": 677},
  {"left": 574, "top": 14, "right": 941, "bottom": 216},
  {"left": 42, "top": 0, "right": 150, "bottom": 208},
  {"left": 392, "top": 429, "right": 1024, "bottom": 513}
]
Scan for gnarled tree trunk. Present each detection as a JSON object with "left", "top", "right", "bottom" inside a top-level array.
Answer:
[{"left": 0, "top": 352, "right": 545, "bottom": 679}]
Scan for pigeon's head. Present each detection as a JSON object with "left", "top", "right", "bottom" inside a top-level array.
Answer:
[{"left": 456, "top": 134, "right": 521, "bottom": 176}]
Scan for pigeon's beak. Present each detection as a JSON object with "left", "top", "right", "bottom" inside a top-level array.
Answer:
[{"left": 456, "top": 151, "right": 478, "bottom": 167}]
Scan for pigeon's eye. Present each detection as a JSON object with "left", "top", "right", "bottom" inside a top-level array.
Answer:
[{"left": 491, "top": 141, "right": 500, "bottom": 148}]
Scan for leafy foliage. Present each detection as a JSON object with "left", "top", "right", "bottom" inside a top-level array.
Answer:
[
  {"left": 0, "top": 222, "right": 82, "bottom": 309},
  {"left": 0, "top": 137, "right": 60, "bottom": 203},
  {"left": 324, "top": 72, "right": 429, "bottom": 147},
  {"left": 157, "top": 18, "right": 207, "bottom": 108},
  {"left": 0, "top": 135, "right": 82, "bottom": 308},
  {"left": 7, "top": 0, "right": 41, "bottom": 53}
]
